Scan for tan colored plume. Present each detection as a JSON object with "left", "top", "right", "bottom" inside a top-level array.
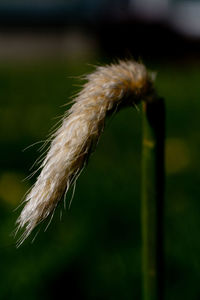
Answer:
[{"left": 16, "top": 60, "right": 154, "bottom": 245}]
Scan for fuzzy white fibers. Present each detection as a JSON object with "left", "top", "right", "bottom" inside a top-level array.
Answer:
[{"left": 16, "top": 60, "right": 153, "bottom": 245}]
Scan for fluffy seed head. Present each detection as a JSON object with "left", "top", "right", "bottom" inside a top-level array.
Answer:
[{"left": 16, "top": 60, "right": 154, "bottom": 245}]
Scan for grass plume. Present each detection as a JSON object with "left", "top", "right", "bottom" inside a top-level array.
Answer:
[{"left": 16, "top": 60, "right": 154, "bottom": 246}]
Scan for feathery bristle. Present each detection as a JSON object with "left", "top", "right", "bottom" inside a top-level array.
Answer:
[{"left": 16, "top": 60, "right": 154, "bottom": 246}]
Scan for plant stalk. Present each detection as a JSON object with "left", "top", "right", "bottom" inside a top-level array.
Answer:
[{"left": 141, "top": 96, "right": 165, "bottom": 300}]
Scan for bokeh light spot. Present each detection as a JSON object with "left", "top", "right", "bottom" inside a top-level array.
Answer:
[
  {"left": 166, "top": 138, "right": 190, "bottom": 174},
  {"left": 0, "top": 171, "right": 28, "bottom": 207}
]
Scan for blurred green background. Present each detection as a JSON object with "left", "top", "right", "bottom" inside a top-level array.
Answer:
[{"left": 1, "top": 1, "right": 200, "bottom": 299}]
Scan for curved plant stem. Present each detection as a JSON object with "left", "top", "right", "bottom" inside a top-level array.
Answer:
[{"left": 141, "top": 97, "right": 165, "bottom": 300}]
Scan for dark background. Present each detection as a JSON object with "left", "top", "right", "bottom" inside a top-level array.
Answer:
[{"left": 0, "top": 1, "right": 200, "bottom": 299}]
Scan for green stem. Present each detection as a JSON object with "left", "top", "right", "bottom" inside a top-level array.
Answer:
[{"left": 141, "top": 97, "right": 165, "bottom": 300}]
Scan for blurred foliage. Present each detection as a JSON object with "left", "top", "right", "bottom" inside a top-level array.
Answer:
[{"left": 0, "top": 58, "right": 200, "bottom": 300}]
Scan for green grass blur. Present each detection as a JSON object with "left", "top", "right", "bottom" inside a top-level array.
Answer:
[{"left": 0, "top": 58, "right": 200, "bottom": 300}]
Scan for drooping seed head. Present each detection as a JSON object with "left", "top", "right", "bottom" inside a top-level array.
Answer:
[{"left": 16, "top": 60, "right": 154, "bottom": 246}]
